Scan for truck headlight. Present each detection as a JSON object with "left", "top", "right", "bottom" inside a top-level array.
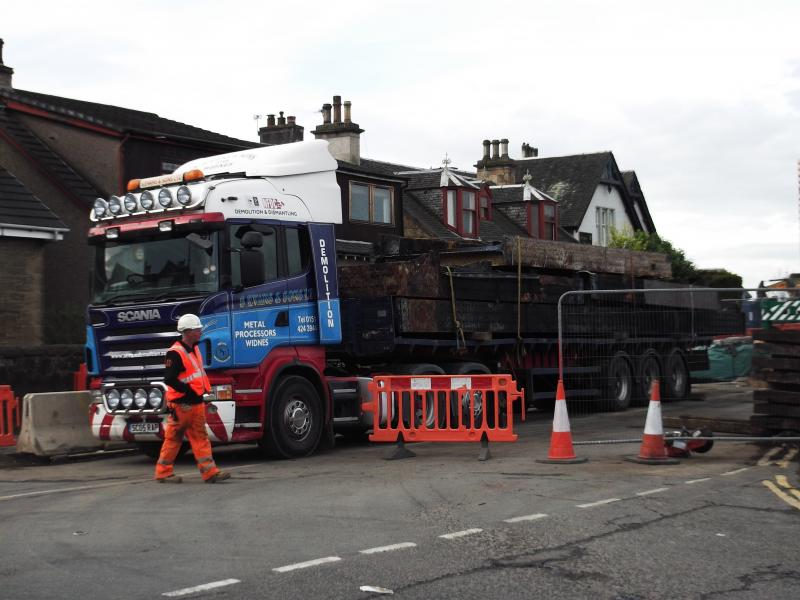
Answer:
[
  {"left": 120, "top": 388, "right": 134, "bottom": 409},
  {"left": 106, "top": 389, "right": 120, "bottom": 410},
  {"left": 134, "top": 388, "right": 148, "bottom": 409},
  {"left": 108, "top": 196, "right": 123, "bottom": 215},
  {"left": 148, "top": 388, "right": 163, "bottom": 408}
]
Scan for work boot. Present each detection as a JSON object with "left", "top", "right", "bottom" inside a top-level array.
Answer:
[
  {"left": 205, "top": 471, "right": 231, "bottom": 484},
  {"left": 156, "top": 474, "right": 182, "bottom": 484}
]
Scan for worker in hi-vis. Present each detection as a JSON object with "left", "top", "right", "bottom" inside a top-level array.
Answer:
[{"left": 154, "top": 314, "right": 231, "bottom": 484}]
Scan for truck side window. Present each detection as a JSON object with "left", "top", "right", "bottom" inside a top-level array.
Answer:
[
  {"left": 286, "top": 227, "right": 311, "bottom": 276},
  {"left": 230, "top": 224, "right": 278, "bottom": 285}
]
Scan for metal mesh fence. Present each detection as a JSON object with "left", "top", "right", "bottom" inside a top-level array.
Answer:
[{"left": 557, "top": 287, "right": 750, "bottom": 415}]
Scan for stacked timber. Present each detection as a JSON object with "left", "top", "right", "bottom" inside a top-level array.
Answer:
[{"left": 751, "top": 329, "right": 800, "bottom": 432}]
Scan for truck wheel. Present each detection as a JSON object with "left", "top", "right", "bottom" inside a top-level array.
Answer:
[
  {"left": 664, "top": 349, "right": 691, "bottom": 400},
  {"left": 393, "top": 363, "right": 446, "bottom": 429},
  {"left": 604, "top": 353, "right": 633, "bottom": 411},
  {"left": 636, "top": 350, "right": 663, "bottom": 405},
  {"left": 444, "top": 362, "right": 493, "bottom": 427},
  {"left": 260, "top": 376, "right": 322, "bottom": 459}
]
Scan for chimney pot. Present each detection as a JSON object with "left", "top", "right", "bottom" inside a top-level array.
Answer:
[
  {"left": 491, "top": 139, "right": 500, "bottom": 160},
  {"left": 277, "top": 111, "right": 286, "bottom": 126},
  {"left": 482, "top": 139, "right": 490, "bottom": 159},
  {"left": 333, "top": 95, "right": 342, "bottom": 124},
  {"left": 322, "top": 103, "right": 332, "bottom": 124},
  {"left": 343, "top": 101, "right": 352, "bottom": 123},
  {"left": 287, "top": 115, "right": 296, "bottom": 125},
  {"left": 267, "top": 114, "right": 276, "bottom": 128},
  {"left": 500, "top": 138, "right": 509, "bottom": 158},
  {"left": 0, "top": 38, "right": 13, "bottom": 89}
]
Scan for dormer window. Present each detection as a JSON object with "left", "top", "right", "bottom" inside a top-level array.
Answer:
[
  {"left": 349, "top": 181, "right": 393, "bottom": 225},
  {"left": 442, "top": 188, "right": 479, "bottom": 238},
  {"left": 527, "top": 199, "right": 558, "bottom": 240}
]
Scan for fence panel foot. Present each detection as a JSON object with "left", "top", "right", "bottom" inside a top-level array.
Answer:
[
  {"left": 478, "top": 434, "right": 491, "bottom": 461},
  {"left": 384, "top": 436, "right": 416, "bottom": 461}
]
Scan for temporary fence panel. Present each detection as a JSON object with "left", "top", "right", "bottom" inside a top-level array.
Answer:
[
  {"left": 364, "top": 374, "right": 524, "bottom": 443},
  {"left": 557, "top": 287, "right": 751, "bottom": 415},
  {"left": 0, "top": 385, "right": 21, "bottom": 447}
]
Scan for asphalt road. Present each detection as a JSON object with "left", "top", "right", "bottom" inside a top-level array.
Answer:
[{"left": 1, "top": 382, "right": 798, "bottom": 600}]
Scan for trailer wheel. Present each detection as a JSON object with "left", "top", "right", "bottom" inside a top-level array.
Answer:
[
  {"left": 604, "top": 353, "right": 634, "bottom": 411},
  {"left": 664, "top": 349, "right": 691, "bottom": 400},
  {"left": 260, "top": 375, "right": 322, "bottom": 459},
  {"left": 444, "top": 362, "right": 494, "bottom": 427},
  {"left": 636, "top": 350, "right": 663, "bottom": 404},
  {"left": 393, "top": 363, "right": 446, "bottom": 429}
]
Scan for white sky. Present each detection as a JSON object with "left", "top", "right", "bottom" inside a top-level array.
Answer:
[{"left": 5, "top": 0, "right": 800, "bottom": 287}]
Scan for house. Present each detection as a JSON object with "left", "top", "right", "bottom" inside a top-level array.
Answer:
[
  {"left": 0, "top": 39, "right": 258, "bottom": 344},
  {"left": 475, "top": 139, "right": 656, "bottom": 245}
]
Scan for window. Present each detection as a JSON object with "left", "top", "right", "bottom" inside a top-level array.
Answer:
[
  {"left": 543, "top": 203, "right": 556, "bottom": 240},
  {"left": 285, "top": 227, "right": 310, "bottom": 276},
  {"left": 595, "top": 207, "right": 615, "bottom": 246},
  {"left": 480, "top": 195, "right": 490, "bottom": 219},
  {"left": 349, "top": 182, "right": 394, "bottom": 225},
  {"left": 462, "top": 192, "right": 476, "bottom": 235},
  {"left": 229, "top": 224, "right": 278, "bottom": 286},
  {"left": 579, "top": 232, "right": 593, "bottom": 244},
  {"left": 442, "top": 188, "right": 479, "bottom": 238},
  {"left": 446, "top": 190, "right": 457, "bottom": 227}
]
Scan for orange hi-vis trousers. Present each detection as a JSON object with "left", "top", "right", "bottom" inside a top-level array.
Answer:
[{"left": 155, "top": 402, "right": 221, "bottom": 481}]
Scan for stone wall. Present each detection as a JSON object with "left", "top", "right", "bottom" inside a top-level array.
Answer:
[{"left": 0, "top": 345, "right": 84, "bottom": 397}]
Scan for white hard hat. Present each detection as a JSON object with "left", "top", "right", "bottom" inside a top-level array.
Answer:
[{"left": 177, "top": 314, "right": 203, "bottom": 332}]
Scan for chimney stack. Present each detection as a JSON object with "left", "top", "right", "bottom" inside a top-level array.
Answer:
[
  {"left": 500, "top": 138, "right": 509, "bottom": 158},
  {"left": 312, "top": 95, "right": 364, "bottom": 165},
  {"left": 482, "top": 139, "right": 490, "bottom": 160},
  {"left": 259, "top": 109, "right": 304, "bottom": 146},
  {"left": 0, "top": 39, "right": 13, "bottom": 89},
  {"left": 521, "top": 142, "right": 538, "bottom": 158},
  {"left": 333, "top": 95, "right": 342, "bottom": 124}
]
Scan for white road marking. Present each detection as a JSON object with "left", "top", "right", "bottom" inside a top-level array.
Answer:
[
  {"left": 636, "top": 487, "right": 669, "bottom": 496},
  {"left": 163, "top": 579, "right": 240, "bottom": 597},
  {"left": 685, "top": 478, "right": 711, "bottom": 484},
  {"left": 272, "top": 556, "right": 342, "bottom": 573},
  {"left": 503, "top": 513, "right": 548, "bottom": 523},
  {"left": 576, "top": 498, "right": 620, "bottom": 508},
  {"left": 360, "top": 542, "right": 417, "bottom": 554},
  {"left": 439, "top": 528, "right": 484, "bottom": 539},
  {"left": 758, "top": 447, "right": 783, "bottom": 466},
  {"left": 721, "top": 468, "right": 749, "bottom": 476}
]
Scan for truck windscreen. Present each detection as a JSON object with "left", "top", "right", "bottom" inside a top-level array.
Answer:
[{"left": 91, "top": 231, "right": 219, "bottom": 305}]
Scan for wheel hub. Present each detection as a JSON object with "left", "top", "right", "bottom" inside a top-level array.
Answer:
[{"left": 285, "top": 399, "right": 311, "bottom": 437}]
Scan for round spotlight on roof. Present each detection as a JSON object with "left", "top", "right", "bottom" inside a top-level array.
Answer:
[
  {"left": 140, "top": 191, "right": 155, "bottom": 210},
  {"left": 158, "top": 188, "right": 173, "bottom": 208},
  {"left": 108, "top": 195, "right": 123, "bottom": 216},
  {"left": 176, "top": 186, "right": 192, "bottom": 207},
  {"left": 124, "top": 193, "right": 138, "bottom": 212},
  {"left": 93, "top": 198, "right": 109, "bottom": 219}
]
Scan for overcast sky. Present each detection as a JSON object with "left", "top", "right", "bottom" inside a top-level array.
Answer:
[{"left": 5, "top": 0, "right": 800, "bottom": 286}]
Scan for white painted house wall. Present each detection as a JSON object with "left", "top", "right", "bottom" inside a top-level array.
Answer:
[{"left": 576, "top": 184, "right": 634, "bottom": 246}]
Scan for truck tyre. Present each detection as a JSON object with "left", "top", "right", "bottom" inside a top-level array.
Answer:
[
  {"left": 260, "top": 375, "right": 323, "bottom": 459},
  {"left": 636, "top": 350, "right": 663, "bottom": 405},
  {"left": 393, "top": 363, "right": 446, "bottom": 429},
  {"left": 604, "top": 353, "right": 634, "bottom": 412},
  {"left": 444, "top": 362, "right": 493, "bottom": 427},
  {"left": 664, "top": 349, "right": 691, "bottom": 401}
]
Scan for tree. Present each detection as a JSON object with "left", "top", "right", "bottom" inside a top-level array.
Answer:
[{"left": 609, "top": 229, "right": 699, "bottom": 282}]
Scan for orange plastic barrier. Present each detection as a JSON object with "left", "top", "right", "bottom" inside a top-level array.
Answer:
[
  {"left": 0, "top": 385, "right": 21, "bottom": 447},
  {"left": 363, "top": 374, "right": 524, "bottom": 445}
]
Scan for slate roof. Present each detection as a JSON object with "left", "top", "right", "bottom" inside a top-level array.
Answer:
[
  {"left": 622, "top": 170, "right": 657, "bottom": 233},
  {"left": 0, "top": 88, "right": 258, "bottom": 149},
  {"left": 511, "top": 152, "right": 616, "bottom": 228},
  {"left": 0, "top": 104, "right": 101, "bottom": 206},
  {"left": 0, "top": 164, "right": 67, "bottom": 232},
  {"left": 404, "top": 190, "right": 461, "bottom": 240}
]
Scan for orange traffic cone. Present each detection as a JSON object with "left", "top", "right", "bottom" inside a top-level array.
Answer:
[
  {"left": 625, "top": 380, "right": 679, "bottom": 465},
  {"left": 537, "top": 380, "right": 587, "bottom": 464}
]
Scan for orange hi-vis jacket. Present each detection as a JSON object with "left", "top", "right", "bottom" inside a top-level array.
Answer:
[{"left": 165, "top": 341, "right": 211, "bottom": 402}]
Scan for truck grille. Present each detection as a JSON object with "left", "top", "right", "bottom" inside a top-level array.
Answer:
[{"left": 96, "top": 325, "right": 180, "bottom": 380}]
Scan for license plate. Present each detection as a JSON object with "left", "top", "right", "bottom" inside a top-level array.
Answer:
[{"left": 129, "top": 422, "right": 160, "bottom": 434}]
